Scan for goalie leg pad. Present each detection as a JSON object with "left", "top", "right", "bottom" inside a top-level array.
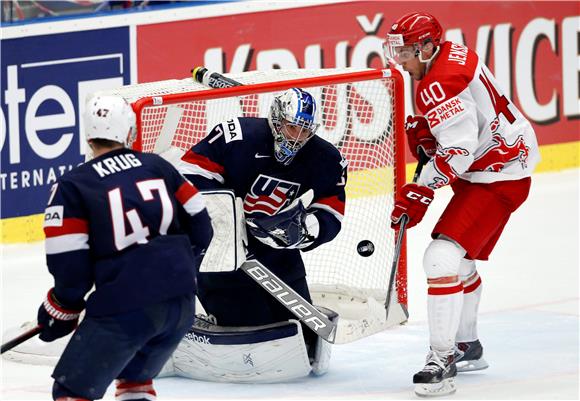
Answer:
[{"left": 167, "top": 317, "right": 312, "bottom": 383}]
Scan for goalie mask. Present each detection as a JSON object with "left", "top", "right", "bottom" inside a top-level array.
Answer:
[
  {"left": 84, "top": 95, "right": 137, "bottom": 147},
  {"left": 383, "top": 12, "right": 442, "bottom": 65},
  {"left": 268, "top": 88, "right": 320, "bottom": 165}
]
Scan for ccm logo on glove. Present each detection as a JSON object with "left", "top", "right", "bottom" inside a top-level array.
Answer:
[
  {"left": 391, "top": 183, "right": 434, "bottom": 229},
  {"left": 406, "top": 190, "right": 433, "bottom": 205}
]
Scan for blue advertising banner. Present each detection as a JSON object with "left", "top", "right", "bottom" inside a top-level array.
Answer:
[{"left": 1, "top": 27, "right": 130, "bottom": 219}]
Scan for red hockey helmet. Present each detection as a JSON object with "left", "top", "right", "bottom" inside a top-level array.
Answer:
[{"left": 384, "top": 12, "right": 443, "bottom": 64}]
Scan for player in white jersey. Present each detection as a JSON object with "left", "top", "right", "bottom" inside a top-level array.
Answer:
[{"left": 384, "top": 11, "right": 540, "bottom": 397}]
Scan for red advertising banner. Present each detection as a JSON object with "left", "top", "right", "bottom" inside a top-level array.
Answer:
[{"left": 137, "top": 1, "right": 579, "bottom": 147}]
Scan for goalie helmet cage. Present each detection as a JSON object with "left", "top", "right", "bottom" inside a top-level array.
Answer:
[{"left": 103, "top": 67, "right": 407, "bottom": 344}]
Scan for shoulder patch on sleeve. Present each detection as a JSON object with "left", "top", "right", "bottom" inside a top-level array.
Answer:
[
  {"left": 44, "top": 205, "right": 64, "bottom": 227},
  {"left": 222, "top": 118, "right": 243, "bottom": 144}
]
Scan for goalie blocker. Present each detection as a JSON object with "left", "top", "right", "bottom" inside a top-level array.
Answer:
[{"left": 158, "top": 307, "right": 338, "bottom": 383}]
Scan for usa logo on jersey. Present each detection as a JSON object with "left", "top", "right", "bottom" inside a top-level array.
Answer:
[{"left": 243, "top": 174, "right": 301, "bottom": 216}]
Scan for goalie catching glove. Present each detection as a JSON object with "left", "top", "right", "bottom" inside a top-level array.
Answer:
[{"left": 247, "top": 198, "right": 319, "bottom": 250}]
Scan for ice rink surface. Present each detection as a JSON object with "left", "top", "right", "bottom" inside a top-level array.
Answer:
[{"left": 1, "top": 168, "right": 578, "bottom": 400}]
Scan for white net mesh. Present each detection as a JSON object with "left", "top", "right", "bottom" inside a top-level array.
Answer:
[{"left": 100, "top": 68, "right": 406, "bottom": 343}]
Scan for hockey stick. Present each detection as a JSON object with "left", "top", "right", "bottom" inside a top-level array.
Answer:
[
  {"left": 1, "top": 324, "right": 42, "bottom": 354},
  {"left": 241, "top": 193, "right": 337, "bottom": 343},
  {"left": 385, "top": 150, "right": 430, "bottom": 321},
  {"left": 240, "top": 259, "right": 337, "bottom": 344},
  {"left": 192, "top": 66, "right": 243, "bottom": 89}
]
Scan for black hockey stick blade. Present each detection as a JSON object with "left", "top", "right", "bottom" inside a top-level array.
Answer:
[
  {"left": 1, "top": 324, "right": 42, "bottom": 354},
  {"left": 191, "top": 66, "right": 243, "bottom": 89},
  {"left": 385, "top": 150, "right": 429, "bottom": 322},
  {"left": 240, "top": 259, "right": 337, "bottom": 343}
]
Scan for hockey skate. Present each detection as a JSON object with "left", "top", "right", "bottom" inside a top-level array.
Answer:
[
  {"left": 413, "top": 351, "right": 457, "bottom": 397},
  {"left": 454, "top": 340, "right": 489, "bottom": 372}
]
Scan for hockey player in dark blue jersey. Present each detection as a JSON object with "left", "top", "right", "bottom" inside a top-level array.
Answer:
[
  {"left": 167, "top": 88, "right": 347, "bottom": 382},
  {"left": 37, "top": 95, "right": 213, "bottom": 401}
]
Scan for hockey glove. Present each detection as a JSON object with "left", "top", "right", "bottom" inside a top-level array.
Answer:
[
  {"left": 37, "top": 288, "right": 82, "bottom": 342},
  {"left": 247, "top": 201, "right": 320, "bottom": 249},
  {"left": 391, "top": 183, "right": 434, "bottom": 229},
  {"left": 406, "top": 115, "right": 436, "bottom": 161}
]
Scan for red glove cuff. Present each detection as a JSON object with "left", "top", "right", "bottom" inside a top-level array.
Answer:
[{"left": 43, "top": 289, "right": 82, "bottom": 321}]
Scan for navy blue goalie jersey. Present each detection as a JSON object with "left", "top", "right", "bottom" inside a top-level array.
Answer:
[
  {"left": 178, "top": 117, "right": 347, "bottom": 285},
  {"left": 43, "top": 148, "right": 213, "bottom": 316}
]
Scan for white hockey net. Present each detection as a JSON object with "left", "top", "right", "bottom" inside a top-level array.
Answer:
[{"left": 100, "top": 68, "right": 407, "bottom": 343}]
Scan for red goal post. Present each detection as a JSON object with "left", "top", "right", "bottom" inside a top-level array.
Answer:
[{"left": 101, "top": 67, "right": 407, "bottom": 343}]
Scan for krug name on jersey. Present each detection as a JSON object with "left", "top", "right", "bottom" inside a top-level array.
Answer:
[{"left": 92, "top": 153, "right": 142, "bottom": 178}]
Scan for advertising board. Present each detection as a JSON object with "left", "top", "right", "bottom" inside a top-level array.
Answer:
[
  {"left": 1, "top": 27, "right": 131, "bottom": 240},
  {"left": 138, "top": 2, "right": 579, "bottom": 148}
]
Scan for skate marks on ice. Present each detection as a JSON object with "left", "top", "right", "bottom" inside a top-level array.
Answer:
[{"left": 2, "top": 306, "right": 575, "bottom": 400}]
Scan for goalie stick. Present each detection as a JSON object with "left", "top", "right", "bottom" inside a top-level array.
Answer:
[
  {"left": 241, "top": 259, "right": 336, "bottom": 344},
  {"left": 385, "top": 149, "right": 430, "bottom": 321},
  {"left": 239, "top": 190, "right": 336, "bottom": 343},
  {"left": 1, "top": 324, "right": 42, "bottom": 354}
]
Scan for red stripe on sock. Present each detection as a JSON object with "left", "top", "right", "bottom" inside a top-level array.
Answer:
[
  {"left": 427, "top": 275, "right": 459, "bottom": 285},
  {"left": 428, "top": 283, "right": 464, "bottom": 295},
  {"left": 115, "top": 380, "right": 156, "bottom": 398},
  {"left": 116, "top": 379, "right": 153, "bottom": 389},
  {"left": 463, "top": 276, "right": 482, "bottom": 294}
]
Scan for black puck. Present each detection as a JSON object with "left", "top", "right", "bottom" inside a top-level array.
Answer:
[{"left": 357, "top": 240, "right": 375, "bottom": 257}]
